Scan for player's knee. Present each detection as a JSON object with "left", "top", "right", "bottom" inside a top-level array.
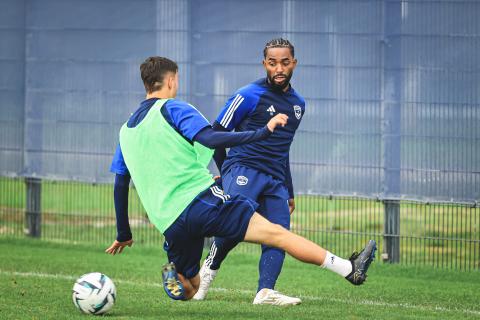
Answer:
[{"left": 267, "top": 223, "right": 289, "bottom": 247}]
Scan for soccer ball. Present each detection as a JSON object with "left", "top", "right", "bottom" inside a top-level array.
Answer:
[{"left": 72, "top": 272, "right": 116, "bottom": 315}]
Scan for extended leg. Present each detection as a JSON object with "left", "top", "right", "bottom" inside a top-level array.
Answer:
[
  {"left": 245, "top": 213, "right": 327, "bottom": 265},
  {"left": 244, "top": 213, "right": 376, "bottom": 285}
]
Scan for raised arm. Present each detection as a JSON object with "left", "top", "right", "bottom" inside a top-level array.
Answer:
[
  {"left": 194, "top": 113, "right": 287, "bottom": 148},
  {"left": 165, "top": 99, "right": 287, "bottom": 150}
]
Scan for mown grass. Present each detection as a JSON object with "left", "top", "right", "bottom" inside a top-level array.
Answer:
[{"left": 0, "top": 238, "right": 479, "bottom": 320}]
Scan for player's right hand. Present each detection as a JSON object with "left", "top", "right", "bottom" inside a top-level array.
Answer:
[
  {"left": 105, "top": 239, "right": 133, "bottom": 255},
  {"left": 267, "top": 113, "right": 288, "bottom": 132}
]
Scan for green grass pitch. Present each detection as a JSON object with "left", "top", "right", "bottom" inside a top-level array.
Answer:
[{"left": 0, "top": 238, "right": 479, "bottom": 319}]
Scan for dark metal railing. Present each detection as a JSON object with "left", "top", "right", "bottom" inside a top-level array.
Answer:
[{"left": 0, "top": 177, "right": 478, "bottom": 270}]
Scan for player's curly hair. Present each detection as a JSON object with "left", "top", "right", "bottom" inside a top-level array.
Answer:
[
  {"left": 263, "top": 38, "right": 295, "bottom": 58},
  {"left": 140, "top": 56, "right": 178, "bottom": 93}
]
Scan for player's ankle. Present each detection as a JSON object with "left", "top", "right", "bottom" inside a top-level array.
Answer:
[{"left": 321, "top": 251, "right": 352, "bottom": 277}]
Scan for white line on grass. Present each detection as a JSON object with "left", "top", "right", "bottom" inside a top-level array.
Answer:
[{"left": 1, "top": 270, "right": 479, "bottom": 316}]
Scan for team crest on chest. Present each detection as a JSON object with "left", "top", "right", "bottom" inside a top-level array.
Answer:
[{"left": 293, "top": 105, "right": 302, "bottom": 120}]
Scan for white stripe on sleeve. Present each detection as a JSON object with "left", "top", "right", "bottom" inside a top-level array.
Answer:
[{"left": 220, "top": 94, "right": 244, "bottom": 128}]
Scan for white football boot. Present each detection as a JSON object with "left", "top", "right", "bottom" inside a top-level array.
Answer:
[
  {"left": 192, "top": 261, "right": 218, "bottom": 300},
  {"left": 252, "top": 288, "right": 302, "bottom": 306}
]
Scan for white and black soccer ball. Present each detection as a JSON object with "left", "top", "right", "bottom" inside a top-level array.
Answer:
[{"left": 72, "top": 272, "right": 116, "bottom": 315}]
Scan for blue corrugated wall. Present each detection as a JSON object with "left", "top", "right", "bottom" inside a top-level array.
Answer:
[{"left": 0, "top": 0, "right": 478, "bottom": 203}]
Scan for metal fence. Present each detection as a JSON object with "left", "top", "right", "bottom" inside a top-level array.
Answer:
[
  {"left": 0, "top": 0, "right": 479, "bottom": 272},
  {"left": 1, "top": 177, "right": 478, "bottom": 270}
]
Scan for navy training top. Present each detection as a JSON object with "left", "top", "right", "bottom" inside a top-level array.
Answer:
[{"left": 215, "top": 78, "right": 305, "bottom": 183}]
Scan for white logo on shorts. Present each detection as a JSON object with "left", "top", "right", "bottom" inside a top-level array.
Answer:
[
  {"left": 293, "top": 105, "right": 302, "bottom": 120},
  {"left": 236, "top": 176, "right": 248, "bottom": 186}
]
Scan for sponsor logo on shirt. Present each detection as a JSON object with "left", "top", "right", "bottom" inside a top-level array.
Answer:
[
  {"left": 293, "top": 105, "right": 302, "bottom": 120},
  {"left": 236, "top": 175, "right": 248, "bottom": 186},
  {"left": 267, "top": 105, "right": 276, "bottom": 116}
]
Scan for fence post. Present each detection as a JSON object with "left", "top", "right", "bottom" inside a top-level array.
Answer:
[
  {"left": 381, "top": 0, "right": 402, "bottom": 263},
  {"left": 25, "top": 177, "right": 42, "bottom": 237},
  {"left": 383, "top": 200, "right": 400, "bottom": 263}
]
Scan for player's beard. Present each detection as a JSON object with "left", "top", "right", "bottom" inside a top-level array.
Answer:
[{"left": 268, "top": 72, "right": 293, "bottom": 91}]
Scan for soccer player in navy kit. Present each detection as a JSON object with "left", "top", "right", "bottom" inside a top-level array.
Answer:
[
  {"left": 106, "top": 56, "right": 376, "bottom": 302},
  {"left": 194, "top": 39, "right": 306, "bottom": 305}
]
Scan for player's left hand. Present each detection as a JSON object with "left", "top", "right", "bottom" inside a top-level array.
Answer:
[
  {"left": 288, "top": 198, "right": 295, "bottom": 215},
  {"left": 105, "top": 239, "right": 133, "bottom": 255}
]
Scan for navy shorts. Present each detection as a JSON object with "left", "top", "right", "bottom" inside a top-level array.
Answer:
[
  {"left": 222, "top": 166, "right": 290, "bottom": 230},
  {"left": 162, "top": 183, "right": 258, "bottom": 279}
]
